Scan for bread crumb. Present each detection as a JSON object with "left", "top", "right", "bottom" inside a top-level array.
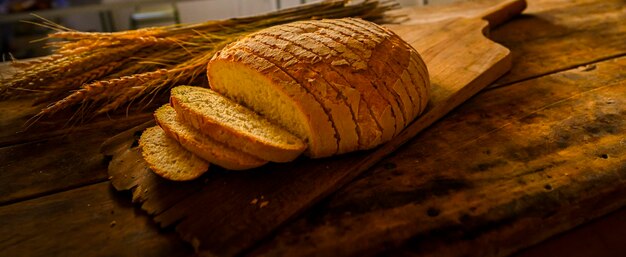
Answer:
[
  {"left": 352, "top": 61, "right": 368, "bottom": 70},
  {"left": 259, "top": 201, "right": 269, "bottom": 208},
  {"left": 331, "top": 59, "right": 349, "bottom": 66},
  {"left": 250, "top": 198, "right": 258, "bottom": 205},
  {"left": 578, "top": 64, "right": 596, "bottom": 71}
]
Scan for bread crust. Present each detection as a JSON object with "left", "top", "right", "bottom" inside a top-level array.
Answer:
[
  {"left": 304, "top": 19, "right": 410, "bottom": 140},
  {"left": 340, "top": 18, "right": 430, "bottom": 129},
  {"left": 282, "top": 21, "right": 399, "bottom": 147},
  {"left": 242, "top": 32, "right": 361, "bottom": 154}
]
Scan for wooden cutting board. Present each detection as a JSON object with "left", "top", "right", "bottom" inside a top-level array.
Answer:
[{"left": 103, "top": 1, "right": 526, "bottom": 256}]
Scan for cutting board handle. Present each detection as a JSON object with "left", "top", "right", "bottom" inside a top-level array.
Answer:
[{"left": 479, "top": 0, "right": 527, "bottom": 27}]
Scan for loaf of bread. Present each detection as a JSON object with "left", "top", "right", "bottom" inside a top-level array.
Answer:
[
  {"left": 139, "top": 17, "right": 430, "bottom": 180},
  {"left": 208, "top": 17, "right": 429, "bottom": 158}
]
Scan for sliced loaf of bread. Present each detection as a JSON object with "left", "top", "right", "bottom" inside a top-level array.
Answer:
[
  {"left": 208, "top": 18, "right": 430, "bottom": 157},
  {"left": 170, "top": 86, "right": 307, "bottom": 163},
  {"left": 154, "top": 104, "right": 268, "bottom": 170},
  {"left": 139, "top": 126, "right": 209, "bottom": 181}
]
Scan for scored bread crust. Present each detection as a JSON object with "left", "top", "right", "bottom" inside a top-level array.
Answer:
[
  {"left": 209, "top": 43, "right": 339, "bottom": 158},
  {"left": 407, "top": 52, "right": 430, "bottom": 117},
  {"left": 298, "top": 19, "right": 407, "bottom": 141},
  {"left": 336, "top": 19, "right": 408, "bottom": 137},
  {"left": 344, "top": 18, "right": 430, "bottom": 126},
  {"left": 139, "top": 126, "right": 209, "bottom": 181},
  {"left": 154, "top": 105, "right": 268, "bottom": 170},
  {"left": 382, "top": 28, "right": 430, "bottom": 121},
  {"left": 341, "top": 18, "right": 418, "bottom": 130},
  {"left": 240, "top": 32, "right": 361, "bottom": 154},
  {"left": 279, "top": 20, "right": 398, "bottom": 147},
  {"left": 264, "top": 23, "right": 386, "bottom": 151},
  {"left": 170, "top": 86, "right": 307, "bottom": 163},
  {"left": 403, "top": 38, "right": 430, "bottom": 115}
]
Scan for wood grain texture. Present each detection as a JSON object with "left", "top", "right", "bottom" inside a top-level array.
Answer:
[
  {"left": 253, "top": 56, "right": 626, "bottom": 257},
  {"left": 0, "top": 182, "right": 192, "bottom": 257},
  {"left": 0, "top": 130, "right": 110, "bottom": 205},
  {"left": 391, "top": 0, "right": 527, "bottom": 27},
  {"left": 394, "top": 0, "right": 626, "bottom": 88},
  {"left": 489, "top": 0, "right": 626, "bottom": 87},
  {"left": 104, "top": 2, "right": 523, "bottom": 256}
]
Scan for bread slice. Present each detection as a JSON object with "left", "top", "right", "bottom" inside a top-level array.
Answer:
[
  {"left": 208, "top": 47, "right": 338, "bottom": 158},
  {"left": 139, "top": 126, "right": 209, "bottom": 181},
  {"left": 169, "top": 86, "right": 307, "bottom": 162},
  {"left": 154, "top": 104, "right": 268, "bottom": 170}
]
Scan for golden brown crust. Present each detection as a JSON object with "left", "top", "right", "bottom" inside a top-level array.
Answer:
[
  {"left": 378, "top": 23, "right": 430, "bottom": 118},
  {"left": 241, "top": 33, "right": 360, "bottom": 154},
  {"left": 305, "top": 20, "right": 410, "bottom": 139},
  {"left": 384, "top": 32, "right": 429, "bottom": 121},
  {"left": 277, "top": 23, "right": 390, "bottom": 146},
  {"left": 306, "top": 21, "right": 407, "bottom": 117},
  {"left": 210, "top": 45, "right": 338, "bottom": 158},
  {"left": 410, "top": 47, "right": 431, "bottom": 114},
  {"left": 281, "top": 22, "right": 396, "bottom": 145},
  {"left": 342, "top": 18, "right": 429, "bottom": 127},
  {"left": 407, "top": 54, "right": 430, "bottom": 116}
]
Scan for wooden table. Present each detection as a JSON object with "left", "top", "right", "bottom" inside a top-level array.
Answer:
[{"left": 1, "top": 0, "right": 625, "bottom": 256}]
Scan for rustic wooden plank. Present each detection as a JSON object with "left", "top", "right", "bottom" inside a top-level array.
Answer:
[
  {"left": 251, "top": 56, "right": 626, "bottom": 257},
  {"left": 104, "top": 2, "right": 524, "bottom": 256},
  {"left": 396, "top": 0, "right": 626, "bottom": 88},
  {"left": 489, "top": 0, "right": 626, "bottom": 87},
  {"left": 0, "top": 182, "right": 191, "bottom": 257},
  {"left": 391, "top": 0, "right": 527, "bottom": 26},
  {"left": 0, "top": 117, "right": 160, "bottom": 205},
  {"left": 0, "top": 131, "right": 109, "bottom": 205}
]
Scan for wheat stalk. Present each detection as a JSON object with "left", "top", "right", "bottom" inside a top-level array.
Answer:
[{"left": 2, "top": 0, "right": 400, "bottom": 125}]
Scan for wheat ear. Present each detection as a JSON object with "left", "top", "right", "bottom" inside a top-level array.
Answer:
[{"left": 33, "top": 61, "right": 126, "bottom": 105}]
